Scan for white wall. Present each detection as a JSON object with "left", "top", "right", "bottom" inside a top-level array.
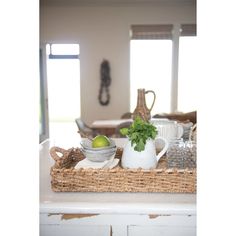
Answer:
[{"left": 40, "top": 2, "right": 196, "bottom": 125}]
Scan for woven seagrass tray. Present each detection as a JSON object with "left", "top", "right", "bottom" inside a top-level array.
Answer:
[{"left": 50, "top": 146, "right": 196, "bottom": 193}]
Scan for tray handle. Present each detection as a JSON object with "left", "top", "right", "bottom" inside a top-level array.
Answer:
[{"left": 50, "top": 146, "right": 71, "bottom": 162}]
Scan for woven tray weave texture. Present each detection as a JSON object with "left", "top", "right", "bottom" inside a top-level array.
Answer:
[{"left": 50, "top": 147, "right": 196, "bottom": 193}]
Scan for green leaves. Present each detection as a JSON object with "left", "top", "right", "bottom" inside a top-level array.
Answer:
[
  {"left": 120, "top": 128, "right": 128, "bottom": 136},
  {"left": 120, "top": 117, "right": 157, "bottom": 152}
]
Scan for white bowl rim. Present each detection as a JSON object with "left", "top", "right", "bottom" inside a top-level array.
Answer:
[{"left": 80, "top": 138, "right": 116, "bottom": 151}]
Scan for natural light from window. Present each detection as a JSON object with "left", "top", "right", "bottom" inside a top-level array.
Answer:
[
  {"left": 178, "top": 36, "right": 197, "bottom": 112},
  {"left": 50, "top": 44, "right": 80, "bottom": 55},
  {"left": 130, "top": 40, "right": 172, "bottom": 115},
  {"left": 46, "top": 44, "right": 80, "bottom": 141}
]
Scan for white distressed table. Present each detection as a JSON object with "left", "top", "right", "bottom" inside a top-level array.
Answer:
[{"left": 40, "top": 138, "right": 196, "bottom": 236}]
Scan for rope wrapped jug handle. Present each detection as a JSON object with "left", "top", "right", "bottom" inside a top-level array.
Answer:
[{"left": 145, "top": 90, "right": 156, "bottom": 112}]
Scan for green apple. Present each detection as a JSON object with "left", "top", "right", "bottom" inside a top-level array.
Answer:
[{"left": 92, "top": 135, "right": 110, "bottom": 148}]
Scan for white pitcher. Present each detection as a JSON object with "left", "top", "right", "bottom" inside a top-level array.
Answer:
[
  {"left": 121, "top": 137, "right": 168, "bottom": 169},
  {"left": 151, "top": 119, "right": 184, "bottom": 141}
]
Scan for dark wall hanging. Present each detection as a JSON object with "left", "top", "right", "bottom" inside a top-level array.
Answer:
[{"left": 98, "top": 59, "right": 111, "bottom": 106}]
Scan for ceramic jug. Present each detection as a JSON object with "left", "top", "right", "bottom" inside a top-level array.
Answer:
[
  {"left": 132, "top": 88, "right": 156, "bottom": 121},
  {"left": 151, "top": 119, "right": 184, "bottom": 142},
  {"left": 121, "top": 137, "right": 168, "bottom": 169}
]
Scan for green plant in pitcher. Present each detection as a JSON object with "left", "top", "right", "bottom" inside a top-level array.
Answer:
[{"left": 120, "top": 117, "right": 157, "bottom": 152}]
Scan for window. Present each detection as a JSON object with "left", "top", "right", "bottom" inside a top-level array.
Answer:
[
  {"left": 46, "top": 44, "right": 80, "bottom": 140},
  {"left": 130, "top": 40, "right": 172, "bottom": 113},
  {"left": 178, "top": 25, "right": 197, "bottom": 112},
  {"left": 130, "top": 24, "right": 196, "bottom": 115}
]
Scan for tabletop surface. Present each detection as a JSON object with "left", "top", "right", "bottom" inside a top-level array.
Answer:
[
  {"left": 91, "top": 119, "right": 132, "bottom": 128},
  {"left": 40, "top": 138, "right": 196, "bottom": 215},
  {"left": 91, "top": 118, "right": 171, "bottom": 128}
]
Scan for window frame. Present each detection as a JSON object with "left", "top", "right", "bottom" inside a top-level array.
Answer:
[
  {"left": 39, "top": 46, "right": 49, "bottom": 143},
  {"left": 130, "top": 23, "right": 196, "bottom": 113}
]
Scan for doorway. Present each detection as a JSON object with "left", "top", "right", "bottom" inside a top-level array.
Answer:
[{"left": 46, "top": 43, "right": 80, "bottom": 143}]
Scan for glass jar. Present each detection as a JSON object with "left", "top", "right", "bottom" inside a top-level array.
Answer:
[
  {"left": 185, "top": 140, "right": 197, "bottom": 168},
  {"left": 166, "top": 139, "right": 196, "bottom": 169},
  {"left": 166, "top": 139, "right": 185, "bottom": 168}
]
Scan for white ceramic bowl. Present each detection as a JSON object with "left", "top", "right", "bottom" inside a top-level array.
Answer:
[
  {"left": 81, "top": 147, "right": 117, "bottom": 162},
  {"left": 80, "top": 138, "right": 117, "bottom": 162}
]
